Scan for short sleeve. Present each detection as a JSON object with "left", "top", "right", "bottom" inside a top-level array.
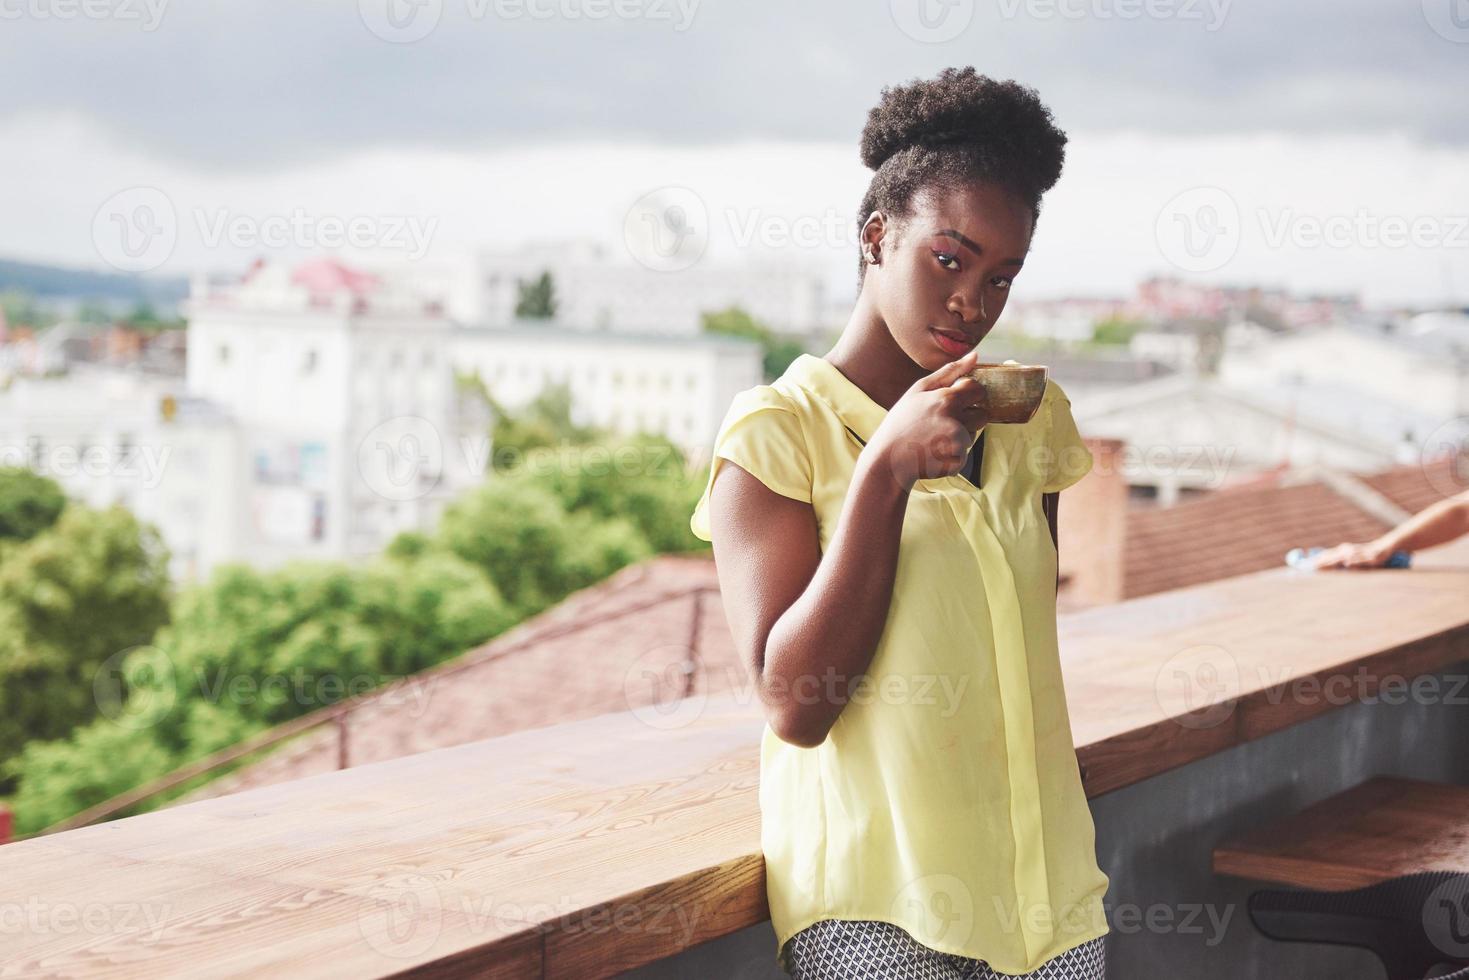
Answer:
[
  {"left": 1041, "top": 381, "right": 1094, "bottom": 494},
  {"left": 689, "top": 386, "right": 813, "bottom": 542}
]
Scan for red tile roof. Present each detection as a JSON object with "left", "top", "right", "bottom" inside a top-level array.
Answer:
[{"left": 1121, "top": 454, "right": 1464, "bottom": 600}]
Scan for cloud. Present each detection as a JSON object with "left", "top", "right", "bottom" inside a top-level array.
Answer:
[{"left": 0, "top": 0, "right": 1464, "bottom": 170}]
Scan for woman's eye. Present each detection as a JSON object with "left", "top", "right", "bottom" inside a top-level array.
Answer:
[
  {"left": 934, "top": 251, "right": 959, "bottom": 271},
  {"left": 991, "top": 276, "right": 1013, "bottom": 290}
]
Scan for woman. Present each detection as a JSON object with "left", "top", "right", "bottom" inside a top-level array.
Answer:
[{"left": 689, "top": 68, "right": 1109, "bottom": 979}]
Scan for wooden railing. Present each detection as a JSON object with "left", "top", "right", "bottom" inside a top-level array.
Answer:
[{"left": 3, "top": 542, "right": 1468, "bottom": 977}]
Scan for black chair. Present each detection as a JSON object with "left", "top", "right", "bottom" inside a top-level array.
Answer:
[{"left": 1247, "top": 871, "right": 1469, "bottom": 980}]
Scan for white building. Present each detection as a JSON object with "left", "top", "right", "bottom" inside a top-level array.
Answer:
[
  {"left": 183, "top": 258, "right": 484, "bottom": 571},
  {"left": 451, "top": 323, "right": 763, "bottom": 462},
  {"left": 1218, "top": 316, "right": 1469, "bottom": 421},
  {"left": 444, "top": 240, "right": 834, "bottom": 339},
  {"left": 1073, "top": 375, "right": 1432, "bottom": 506},
  {"left": 0, "top": 367, "right": 243, "bottom": 583}
]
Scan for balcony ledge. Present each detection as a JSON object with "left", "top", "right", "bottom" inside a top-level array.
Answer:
[{"left": 4, "top": 540, "right": 1469, "bottom": 978}]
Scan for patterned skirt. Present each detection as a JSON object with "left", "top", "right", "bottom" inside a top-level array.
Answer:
[{"left": 779, "top": 918, "right": 1107, "bottom": 980}]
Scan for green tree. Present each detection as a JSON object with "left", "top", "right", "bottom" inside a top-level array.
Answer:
[
  {"left": 4, "top": 547, "right": 517, "bottom": 833},
  {"left": 515, "top": 270, "right": 558, "bottom": 319},
  {"left": 0, "top": 505, "right": 171, "bottom": 788},
  {"left": 432, "top": 477, "right": 651, "bottom": 617},
  {"left": 701, "top": 306, "right": 804, "bottom": 381},
  {"left": 1091, "top": 316, "right": 1146, "bottom": 346},
  {"left": 0, "top": 467, "right": 67, "bottom": 542}
]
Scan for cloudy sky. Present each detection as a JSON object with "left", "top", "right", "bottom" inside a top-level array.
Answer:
[{"left": 2, "top": 0, "right": 1466, "bottom": 306}]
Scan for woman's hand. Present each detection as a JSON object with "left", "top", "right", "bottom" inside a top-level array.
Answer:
[
  {"left": 868, "top": 347, "right": 992, "bottom": 491},
  {"left": 1312, "top": 539, "right": 1394, "bottom": 570}
]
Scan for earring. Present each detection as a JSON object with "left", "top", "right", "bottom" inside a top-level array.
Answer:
[{"left": 862, "top": 245, "right": 878, "bottom": 265}]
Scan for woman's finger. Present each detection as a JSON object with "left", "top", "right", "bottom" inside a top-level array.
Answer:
[{"left": 918, "top": 346, "right": 983, "bottom": 391}]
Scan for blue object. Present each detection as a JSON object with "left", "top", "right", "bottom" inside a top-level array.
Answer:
[{"left": 1284, "top": 546, "right": 1412, "bottom": 570}]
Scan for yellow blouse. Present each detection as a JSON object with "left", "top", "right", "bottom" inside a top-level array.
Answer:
[{"left": 690, "top": 353, "right": 1110, "bottom": 975}]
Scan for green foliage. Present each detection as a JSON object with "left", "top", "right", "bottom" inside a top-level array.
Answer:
[
  {"left": 514, "top": 270, "right": 558, "bottom": 319},
  {"left": 509, "top": 433, "right": 707, "bottom": 554},
  {"left": 0, "top": 505, "right": 171, "bottom": 789},
  {"left": 1091, "top": 316, "right": 1146, "bottom": 346},
  {"left": 0, "top": 289, "right": 56, "bottom": 329},
  {"left": 484, "top": 381, "right": 605, "bottom": 473},
  {"left": 701, "top": 306, "right": 804, "bottom": 381},
  {"left": 5, "top": 717, "right": 181, "bottom": 832},
  {"left": 5, "top": 548, "right": 516, "bottom": 833},
  {"left": 432, "top": 476, "right": 652, "bottom": 617},
  {"left": 0, "top": 467, "right": 67, "bottom": 542}
]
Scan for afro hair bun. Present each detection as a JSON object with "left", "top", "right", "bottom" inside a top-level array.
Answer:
[{"left": 858, "top": 67, "right": 1066, "bottom": 198}]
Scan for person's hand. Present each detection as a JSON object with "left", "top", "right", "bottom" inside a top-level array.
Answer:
[
  {"left": 868, "top": 347, "right": 991, "bottom": 491},
  {"left": 1312, "top": 539, "right": 1393, "bottom": 570}
]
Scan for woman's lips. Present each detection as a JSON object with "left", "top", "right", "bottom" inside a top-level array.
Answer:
[{"left": 930, "top": 326, "right": 977, "bottom": 356}]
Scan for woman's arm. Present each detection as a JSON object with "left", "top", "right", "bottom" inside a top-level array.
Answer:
[
  {"left": 707, "top": 450, "right": 910, "bottom": 749},
  {"left": 1315, "top": 489, "right": 1469, "bottom": 569}
]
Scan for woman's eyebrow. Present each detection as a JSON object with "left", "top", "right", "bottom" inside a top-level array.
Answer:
[{"left": 934, "top": 229, "right": 1025, "bottom": 266}]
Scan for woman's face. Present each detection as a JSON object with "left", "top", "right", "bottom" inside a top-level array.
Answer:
[{"left": 863, "top": 182, "right": 1034, "bottom": 373}]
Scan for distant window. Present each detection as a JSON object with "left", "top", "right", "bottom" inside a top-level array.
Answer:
[
  {"left": 218, "top": 344, "right": 230, "bottom": 364},
  {"left": 303, "top": 349, "right": 318, "bottom": 373}
]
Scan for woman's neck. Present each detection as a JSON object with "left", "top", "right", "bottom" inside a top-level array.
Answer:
[{"left": 822, "top": 291, "right": 925, "bottom": 412}]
